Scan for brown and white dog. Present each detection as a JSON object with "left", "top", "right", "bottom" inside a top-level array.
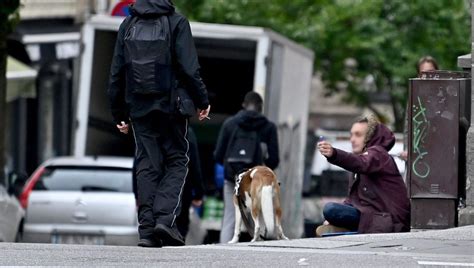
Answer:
[{"left": 229, "top": 166, "right": 288, "bottom": 243}]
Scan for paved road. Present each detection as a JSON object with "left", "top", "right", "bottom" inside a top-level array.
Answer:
[{"left": 1, "top": 226, "right": 473, "bottom": 267}]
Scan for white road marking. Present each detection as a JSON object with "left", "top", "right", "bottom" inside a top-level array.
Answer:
[{"left": 417, "top": 261, "right": 474, "bottom": 267}]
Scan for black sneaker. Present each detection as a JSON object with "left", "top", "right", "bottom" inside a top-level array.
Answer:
[
  {"left": 137, "top": 238, "right": 162, "bottom": 248},
  {"left": 154, "top": 223, "right": 185, "bottom": 246}
]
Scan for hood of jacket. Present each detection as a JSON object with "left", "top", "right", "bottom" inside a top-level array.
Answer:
[
  {"left": 365, "top": 123, "right": 395, "bottom": 151},
  {"left": 234, "top": 109, "right": 269, "bottom": 131},
  {"left": 131, "top": 0, "right": 175, "bottom": 17}
]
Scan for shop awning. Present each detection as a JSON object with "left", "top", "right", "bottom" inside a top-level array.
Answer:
[{"left": 6, "top": 56, "right": 37, "bottom": 102}]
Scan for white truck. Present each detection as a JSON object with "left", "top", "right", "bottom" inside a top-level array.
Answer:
[{"left": 73, "top": 14, "right": 314, "bottom": 239}]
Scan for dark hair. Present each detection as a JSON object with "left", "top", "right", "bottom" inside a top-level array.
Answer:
[
  {"left": 242, "top": 91, "right": 263, "bottom": 112},
  {"left": 417, "top": 56, "right": 439, "bottom": 75}
]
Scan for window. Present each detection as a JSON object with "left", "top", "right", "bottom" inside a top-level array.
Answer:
[{"left": 34, "top": 166, "right": 132, "bottom": 193}]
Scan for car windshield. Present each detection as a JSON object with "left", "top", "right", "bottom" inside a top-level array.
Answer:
[{"left": 33, "top": 166, "right": 133, "bottom": 193}]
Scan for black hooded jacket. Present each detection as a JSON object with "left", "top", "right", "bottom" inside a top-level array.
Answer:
[
  {"left": 214, "top": 109, "right": 280, "bottom": 181},
  {"left": 108, "top": 0, "right": 209, "bottom": 123}
]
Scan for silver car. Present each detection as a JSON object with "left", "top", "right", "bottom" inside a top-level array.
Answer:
[{"left": 20, "top": 156, "right": 138, "bottom": 246}]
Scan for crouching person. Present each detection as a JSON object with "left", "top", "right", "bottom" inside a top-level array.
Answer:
[{"left": 316, "top": 115, "right": 410, "bottom": 236}]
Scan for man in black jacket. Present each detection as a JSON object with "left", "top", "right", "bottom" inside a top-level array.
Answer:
[
  {"left": 214, "top": 92, "right": 279, "bottom": 243},
  {"left": 108, "top": 0, "right": 210, "bottom": 247}
]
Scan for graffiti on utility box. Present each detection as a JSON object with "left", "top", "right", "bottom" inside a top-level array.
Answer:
[{"left": 412, "top": 96, "right": 430, "bottom": 178}]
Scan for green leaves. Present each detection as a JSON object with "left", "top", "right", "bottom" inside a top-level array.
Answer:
[
  {"left": 0, "top": 0, "right": 20, "bottom": 15},
  {"left": 173, "top": 0, "right": 470, "bottom": 130}
]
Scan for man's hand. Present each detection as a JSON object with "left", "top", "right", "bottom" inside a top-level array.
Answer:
[
  {"left": 197, "top": 105, "right": 211, "bottom": 121},
  {"left": 116, "top": 121, "right": 129, "bottom": 134},
  {"left": 317, "top": 141, "right": 334, "bottom": 157}
]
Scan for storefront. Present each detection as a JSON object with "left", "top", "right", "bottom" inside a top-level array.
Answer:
[{"left": 6, "top": 56, "right": 37, "bottom": 174}]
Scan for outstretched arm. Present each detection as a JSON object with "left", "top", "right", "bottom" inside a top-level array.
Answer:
[
  {"left": 318, "top": 141, "right": 390, "bottom": 175},
  {"left": 327, "top": 147, "right": 390, "bottom": 175}
]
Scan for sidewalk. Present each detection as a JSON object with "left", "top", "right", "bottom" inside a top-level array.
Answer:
[
  {"left": 1, "top": 226, "right": 473, "bottom": 266},
  {"left": 199, "top": 225, "right": 474, "bottom": 267}
]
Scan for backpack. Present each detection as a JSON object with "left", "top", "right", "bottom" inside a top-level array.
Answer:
[
  {"left": 224, "top": 126, "right": 263, "bottom": 179},
  {"left": 123, "top": 16, "right": 173, "bottom": 95}
]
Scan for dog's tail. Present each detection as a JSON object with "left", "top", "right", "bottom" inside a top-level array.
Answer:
[{"left": 261, "top": 184, "right": 275, "bottom": 238}]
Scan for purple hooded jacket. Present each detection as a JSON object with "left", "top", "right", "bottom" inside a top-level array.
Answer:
[{"left": 327, "top": 124, "right": 410, "bottom": 233}]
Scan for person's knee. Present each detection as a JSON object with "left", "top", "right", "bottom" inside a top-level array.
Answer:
[
  {"left": 323, "top": 202, "right": 338, "bottom": 215},
  {"left": 323, "top": 202, "right": 338, "bottom": 221}
]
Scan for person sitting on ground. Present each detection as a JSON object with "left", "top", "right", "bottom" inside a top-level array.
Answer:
[{"left": 316, "top": 115, "right": 410, "bottom": 236}]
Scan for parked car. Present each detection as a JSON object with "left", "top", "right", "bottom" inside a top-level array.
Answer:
[
  {"left": 19, "top": 156, "right": 138, "bottom": 246},
  {"left": 0, "top": 183, "right": 24, "bottom": 242}
]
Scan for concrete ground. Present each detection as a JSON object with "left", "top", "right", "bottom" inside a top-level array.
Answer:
[{"left": 0, "top": 226, "right": 473, "bottom": 267}]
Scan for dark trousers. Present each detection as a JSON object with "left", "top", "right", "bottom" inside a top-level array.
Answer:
[
  {"left": 176, "top": 185, "right": 192, "bottom": 237},
  {"left": 132, "top": 111, "right": 189, "bottom": 240},
  {"left": 323, "top": 202, "right": 361, "bottom": 231}
]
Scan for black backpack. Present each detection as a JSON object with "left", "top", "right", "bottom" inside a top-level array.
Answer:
[
  {"left": 123, "top": 16, "right": 173, "bottom": 95},
  {"left": 224, "top": 126, "right": 263, "bottom": 178}
]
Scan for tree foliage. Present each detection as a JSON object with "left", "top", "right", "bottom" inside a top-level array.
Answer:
[{"left": 173, "top": 0, "right": 470, "bottom": 130}]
